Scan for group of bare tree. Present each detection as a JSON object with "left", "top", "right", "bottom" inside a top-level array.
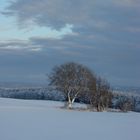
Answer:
[
  {"left": 49, "top": 62, "right": 112, "bottom": 111},
  {"left": 88, "top": 77, "right": 112, "bottom": 111}
]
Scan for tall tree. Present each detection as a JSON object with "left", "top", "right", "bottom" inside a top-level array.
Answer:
[
  {"left": 89, "top": 77, "right": 112, "bottom": 111},
  {"left": 49, "top": 62, "right": 96, "bottom": 108}
]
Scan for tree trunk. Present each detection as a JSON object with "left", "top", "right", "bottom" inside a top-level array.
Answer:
[
  {"left": 67, "top": 90, "right": 79, "bottom": 109},
  {"left": 67, "top": 90, "right": 73, "bottom": 109},
  {"left": 68, "top": 101, "right": 72, "bottom": 109}
]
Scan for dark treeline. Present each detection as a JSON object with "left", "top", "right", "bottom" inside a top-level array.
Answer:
[{"left": 0, "top": 87, "right": 65, "bottom": 101}]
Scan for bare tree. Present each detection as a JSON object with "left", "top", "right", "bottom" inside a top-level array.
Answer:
[
  {"left": 49, "top": 62, "right": 96, "bottom": 109},
  {"left": 89, "top": 77, "right": 112, "bottom": 111},
  {"left": 116, "top": 96, "right": 133, "bottom": 112}
]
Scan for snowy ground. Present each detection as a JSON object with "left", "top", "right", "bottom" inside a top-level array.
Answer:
[{"left": 0, "top": 98, "right": 140, "bottom": 140}]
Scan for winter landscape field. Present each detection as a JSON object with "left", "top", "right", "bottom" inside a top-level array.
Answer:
[
  {"left": 0, "top": 97, "right": 140, "bottom": 140},
  {"left": 1, "top": 1, "right": 140, "bottom": 139}
]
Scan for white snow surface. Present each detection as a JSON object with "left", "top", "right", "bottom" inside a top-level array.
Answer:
[{"left": 0, "top": 98, "right": 140, "bottom": 140}]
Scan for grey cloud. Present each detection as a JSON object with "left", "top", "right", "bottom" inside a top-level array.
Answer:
[
  {"left": 1, "top": 0, "right": 140, "bottom": 87},
  {"left": 3, "top": 0, "right": 140, "bottom": 48},
  {"left": 3, "top": 0, "right": 95, "bottom": 28},
  {"left": 0, "top": 34, "right": 140, "bottom": 87},
  {"left": 3, "top": 0, "right": 140, "bottom": 30},
  {"left": 115, "top": 0, "right": 140, "bottom": 7},
  {"left": 0, "top": 40, "right": 42, "bottom": 52}
]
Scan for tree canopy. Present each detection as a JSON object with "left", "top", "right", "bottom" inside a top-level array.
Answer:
[{"left": 49, "top": 62, "right": 112, "bottom": 111}]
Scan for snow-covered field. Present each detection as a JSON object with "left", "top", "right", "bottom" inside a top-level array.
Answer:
[{"left": 0, "top": 98, "right": 140, "bottom": 140}]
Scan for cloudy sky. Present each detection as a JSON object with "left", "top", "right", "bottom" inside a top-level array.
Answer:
[{"left": 0, "top": 0, "right": 140, "bottom": 87}]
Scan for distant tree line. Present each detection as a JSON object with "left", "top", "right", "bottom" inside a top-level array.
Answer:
[{"left": 0, "top": 87, "right": 65, "bottom": 101}]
